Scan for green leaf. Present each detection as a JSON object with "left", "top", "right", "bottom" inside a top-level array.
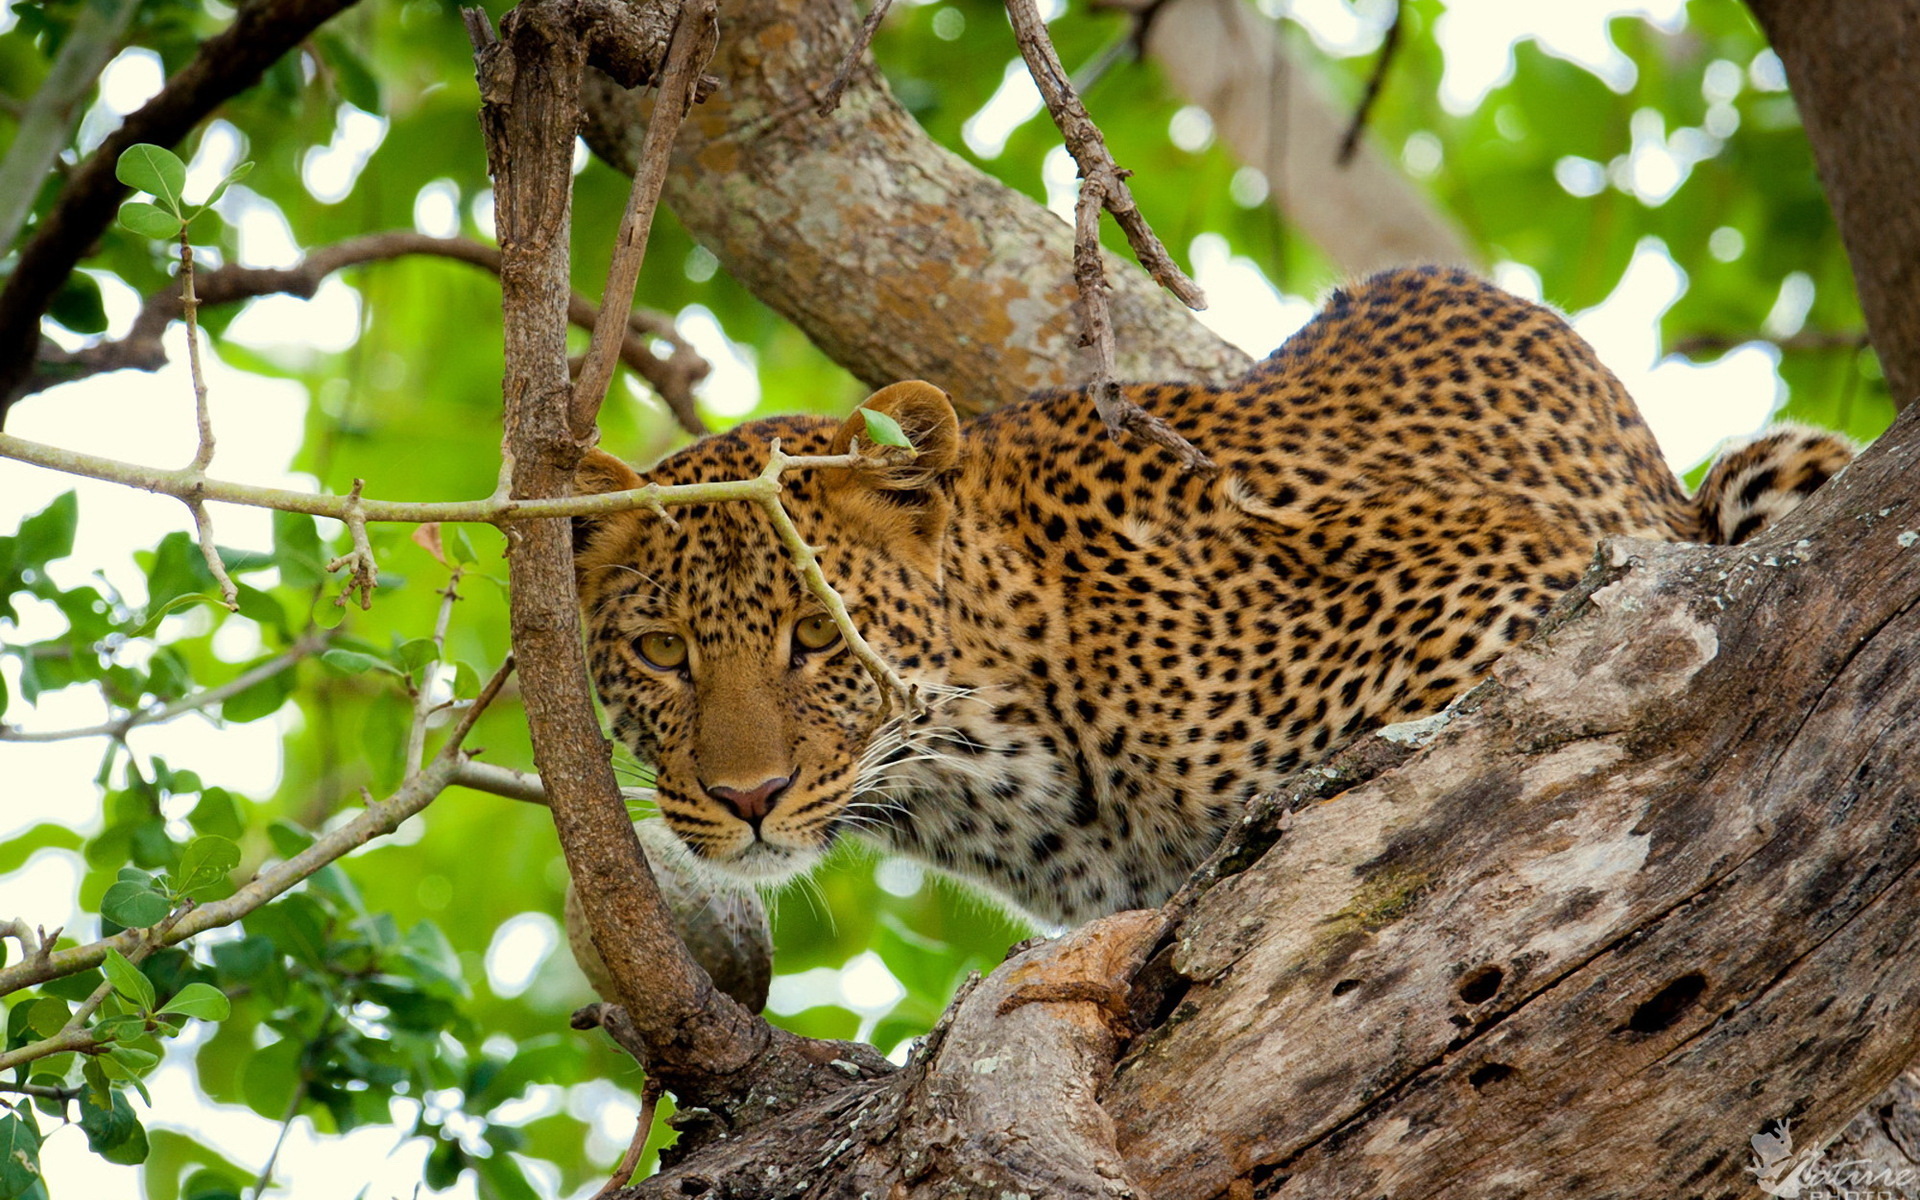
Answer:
[
  {"left": 118, "top": 201, "right": 185, "bottom": 239},
  {"left": 79, "top": 1088, "right": 149, "bottom": 1164},
  {"left": 188, "top": 788, "right": 245, "bottom": 839},
  {"left": 48, "top": 273, "right": 108, "bottom": 334},
  {"left": 100, "top": 949, "right": 156, "bottom": 1012},
  {"left": 219, "top": 660, "right": 296, "bottom": 723},
  {"left": 115, "top": 144, "right": 186, "bottom": 210},
  {"left": 860, "top": 407, "right": 914, "bottom": 448},
  {"left": 103, "top": 1043, "right": 161, "bottom": 1077},
  {"left": 447, "top": 527, "right": 478, "bottom": 566},
  {"left": 175, "top": 836, "right": 240, "bottom": 896},
  {"left": 23, "top": 998, "right": 68, "bottom": 1039},
  {"left": 157, "top": 983, "right": 231, "bottom": 1023},
  {"left": 128, "top": 591, "right": 221, "bottom": 639},
  {"left": 239, "top": 1036, "right": 303, "bottom": 1120},
  {"left": 101, "top": 881, "right": 173, "bottom": 930},
  {"left": 321, "top": 649, "right": 395, "bottom": 675},
  {"left": 0, "top": 1111, "right": 42, "bottom": 1200},
  {"left": 182, "top": 1168, "right": 245, "bottom": 1200},
  {"left": 271, "top": 510, "right": 326, "bottom": 590},
  {"left": 0, "top": 824, "right": 82, "bottom": 874},
  {"left": 14, "top": 492, "right": 77, "bottom": 565},
  {"left": 203, "top": 161, "right": 254, "bottom": 210},
  {"left": 395, "top": 638, "right": 439, "bottom": 674}
]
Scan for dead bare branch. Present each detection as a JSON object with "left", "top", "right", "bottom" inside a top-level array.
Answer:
[
  {"left": 571, "top": 0, "right": 720, "bottom": 440},
  {"left": 1072, "top": 176, "right": 1216, "bottom": 472},
  {"left": 1004, "top": 0, "right": 1203, "bottom": 309},
  {"left": 0, "top": 0, "right": 366, "bottom": 421},
  {"left": 25, "top": 231, "right": 711, "bottom": 436},
  {"left": 1336, "top": 0, "right": 1402, "bottom": 166},
  {"left": 816, "top": 0, "right": 894, "bottom": 115}
]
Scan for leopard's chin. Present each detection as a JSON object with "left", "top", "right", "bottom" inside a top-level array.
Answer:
[{"left": 690, "top": 835, "right": 826, "bottom": 887}]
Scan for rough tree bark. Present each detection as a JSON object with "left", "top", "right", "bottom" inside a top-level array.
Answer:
[
  {"left": 607, "top": 406, "right": 1920, "bottom": 1198},
  {"left": 578, "top": 0, "right": 1252, "bottom": 414}
]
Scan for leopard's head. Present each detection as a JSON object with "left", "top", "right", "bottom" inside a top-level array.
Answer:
[{"left": 571, "top": 382, "right": 962, "bottom": 884}]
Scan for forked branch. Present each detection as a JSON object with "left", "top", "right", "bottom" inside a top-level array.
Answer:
[{"left": 1004, "top": 0, "right": 1215, "bottom": 471}]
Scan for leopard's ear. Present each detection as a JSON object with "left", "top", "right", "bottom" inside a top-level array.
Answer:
[
  {"left": 572, "top": 448, "right": 643, "bottom": 560},
  {"left": 828, "top": 381, "right": 961, "bottom": 493}
]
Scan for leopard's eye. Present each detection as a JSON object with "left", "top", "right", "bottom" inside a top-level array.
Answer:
[
  {"left": 636, "top": 631, "right": 688, "bottom": 670},
  {"left": 793, "top": 613, "right": 841, "bottom": 653}
]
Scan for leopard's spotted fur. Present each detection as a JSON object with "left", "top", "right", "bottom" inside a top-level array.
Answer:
[{"left": 572, "top": 268, "right": 1852, "bottom": 925}]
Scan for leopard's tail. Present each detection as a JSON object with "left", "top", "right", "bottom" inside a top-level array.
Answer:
[{"left": 1693, "top": 424, "right": 1857, "bottom": 545}]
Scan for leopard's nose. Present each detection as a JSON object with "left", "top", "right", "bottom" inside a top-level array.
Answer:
[{"left": 703, "top": 776, "right": 793, "bottom": 829}]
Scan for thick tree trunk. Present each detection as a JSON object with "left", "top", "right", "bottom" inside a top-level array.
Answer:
[
  {"left": 617, "top": 406, "right": 1920, "bottom": 1197},
  {"left": 1747, "top": 0, "right": 1920, "bottom": 410},
  {"left": 579, "top": 0, "right": 1251, "bottom": 415}
]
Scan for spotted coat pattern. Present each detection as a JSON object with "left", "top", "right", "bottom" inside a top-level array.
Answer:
[{"left": 572, "top": 268, "right": 1853, "bottom": 925}]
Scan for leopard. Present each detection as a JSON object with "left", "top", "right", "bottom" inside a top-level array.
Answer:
[{"left": 570, "top": 266, "right": 1854, "bottom": 927}]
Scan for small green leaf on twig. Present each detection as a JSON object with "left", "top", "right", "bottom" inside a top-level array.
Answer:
[
  {"left": 201, "top": 160, "right": 253, "bottom": 210},
  {"left": 174, "top": 835, "right": 240, "bottom": 898},
  {"left": 115, "top": 144, "right": 187, "bottom": 210},
  {"left": 321, "top": 648, "right": 398, "bottom": 675},
  {"left": 118, "top": 201, "right": 184, "bottom": 240},
  {"left": 860, "top": 408, "right": 915, "bottom": 449},
  {"left": 157, "top": 983, "right": 232, "bottom": 1022},
  {"left": 102, "top": 880, "right": 173, "bottom": 929},
  {"left": 101, "top": 949, "right": 157, "bottom": 1012}
]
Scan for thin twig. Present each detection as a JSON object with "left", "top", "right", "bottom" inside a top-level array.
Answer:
[
  {"left": 1072, "top": 176, "right": 1215, "bottom": 472},
  {"left": 324, "top": 478, "right": 378, "bottom": 608},
  {"left": 1671, "top": 329, "right": 1871, "bottom": 357},
  {"left": 250, "top": 1078, "right": 308, "bottom": 1200},
  {"left": 571, "top": 0, "right": 720, "bottom": 440},
  {"left": 180, "top": 236, "right": 215, "bottom": 473},
  {"left": 817, "top": 0, "right": 894, "bottom": 115},
  {"left": 25, "top": 232, "right": 710, "bottom": 435},
  {"left": 405, "top": 567, "right": 466, "bottom": 777},
  {"left": 0, "top": 1080, "right": 82, "bottom": 1103},
  {"left": 1337, "top": 0, "right": 1402, "bottom": 166},
  {"left": 1003, "top": 0, "right": 1204, "bottom": 309},
  {"left": 0, "top": 630, "right": 327, "bottom": 743},
  {"left": 0, "top": 658, "right": 515, "bottom": 1000},
  {"left": 451, "top": 759, "right": 657, "bottom": 809},
  {"left": 1003, "top": 0, "right": 1215, "bottom": 471},
  {"left": 172, "top": 234, "right": 242, "bottom": 610},
  {"left": 592, "top": 1076, "right": 664, "bottom": 1200},
  {"left": 759, "top": 443, "right": 919, "bottom": 713},
  {"left": 0, "top": 431, "right": 868, "bottom": 525}
]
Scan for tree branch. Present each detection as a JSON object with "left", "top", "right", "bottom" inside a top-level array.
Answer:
[
  {"left": 1004, "top": 0, "right": 1202, "bottom": 310},
  {"left": 0, "top": 0, "right": 367, "bottom": 422},
  {"left": 571, "top": 0, "right": 719, "bottom": 440},
  {"left": 1747, "top": 0, "right": 1920, "bottom": 409},
  {"left": 0, "top": 629, "right": 327, "bottom": 743},
  {"left": 0, "top": 658, "right": 514, "bottom": 999},
  {"left": 0, "top": 0, "right": 140, "bottom": 257},
  {"left": 580, "top": 0, "right": 1251, "bottom": 416},
  {"left": 474, "top": 0, "right": 890, "bottom": 1121},
  {"left": 22, "top": 231, "right": 712, "bottom": 436}
]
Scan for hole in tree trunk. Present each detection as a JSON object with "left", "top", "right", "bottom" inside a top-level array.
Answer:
[
  {"left": 1332, "top": 978, "right": 1360, "bottom": 997},
  {"left": 1626, "top": 972, "right": 1707, "bottom": 1033},
  {"left": 1468, "top": 1062, "right": 1515, "bottom": 1090},
  {"left": 1458, "top": 964, "right": 1503, "bottom": 1004}
]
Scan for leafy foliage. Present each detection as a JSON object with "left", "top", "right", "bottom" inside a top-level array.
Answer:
[{"left": 0, "top": 1, "right": 1891, "bottom": 1197}]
